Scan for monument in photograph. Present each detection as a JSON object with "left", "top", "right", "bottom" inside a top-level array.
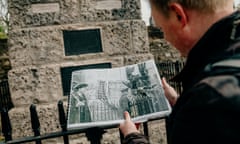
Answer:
[{"left": 7, "top": 0, "right": 153, "bottom": 141}]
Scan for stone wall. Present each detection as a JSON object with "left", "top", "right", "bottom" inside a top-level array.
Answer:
[
  {"left": 148, "top": 26, "right": 185, "bottom": 63},
  {"left": 6, "top": 0, "right": 183, "bottom": 143},
  {"left": 7, "top": 0, "right": 153, "bottom": 140},
  {"left": 0, "top": 27, "right": 184, "bottom": 82}
]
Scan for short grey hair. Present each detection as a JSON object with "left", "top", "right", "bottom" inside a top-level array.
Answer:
[{"left": 149, "top": 0, "right": 231, "bottom": 17}]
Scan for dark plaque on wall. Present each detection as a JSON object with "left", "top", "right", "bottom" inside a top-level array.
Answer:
[
  {"left": 61, "top": 63, "right": 112, "bottom": 96},
  {"left": 63, "top": 29, "right": 103, "bottom": 56}
]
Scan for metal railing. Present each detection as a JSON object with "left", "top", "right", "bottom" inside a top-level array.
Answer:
[
  {"left": 0, "top": 79, "right": 14, "bottom": 112},
  {"left": 1, "top": 102, "right": 113, "bottom": 144},
  {"left": 156, "top": 61, "right": 184, "bottom": 94},
  {"left": 0, "top": 61, "right": 184, "bottom": 144}
]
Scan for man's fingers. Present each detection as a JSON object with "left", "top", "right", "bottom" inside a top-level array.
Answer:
[{"left": 124, "top": 111, "right": 131, "bottom": 121}]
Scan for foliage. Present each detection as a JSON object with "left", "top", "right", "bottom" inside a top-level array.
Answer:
[{"left": 0, "top": 24, "right": 7, "bottom": 39}]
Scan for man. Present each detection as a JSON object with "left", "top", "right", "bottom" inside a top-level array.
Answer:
[
  {"left": 71, "top": 83, "right": 92, "bottom": 123},
  {"left": 119, "top": 0, "right": 240, "bottom": 143}
]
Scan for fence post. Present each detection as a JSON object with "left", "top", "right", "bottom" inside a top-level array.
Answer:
[
  {"left": 143, "top": 122, "right": 149, "bottom": 140},
  {"left": 0, "top": 79, "right": 14, "bottom": 112},
  {"left": 119, "top": 129, "right": 124, "bottom": 144},
  {"left": 175, "top": 61, "right": 183, "bottom": 94},
  {"left": 1, "top": 108, "right": 12, "bottom": 141},
  {"left": 30, "top": 104, "right": 42, "bottom": 144},
  {"left": 85, "top": 127, "right": 105, "bottom": 144},
  {"left": 58, "top": 100, "right": 69, "bottom": 144}
]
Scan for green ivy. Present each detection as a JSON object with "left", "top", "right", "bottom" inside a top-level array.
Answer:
[{"left": 0, "top": 25, "right": 7, "bottom": 39}]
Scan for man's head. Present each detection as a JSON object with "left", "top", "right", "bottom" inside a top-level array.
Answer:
[{"left": 149, "top": 0, "right": 234, "bottom": 56}]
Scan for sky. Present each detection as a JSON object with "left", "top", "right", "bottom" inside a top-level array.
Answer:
[
  {"left": 140, "top": 0, "right": 151, "bottom": 26},
  {"left": 0, "top": 0, "right": 7, "bottom": 16},
  {"left": 236, "top": 0, "right": 240, "bottom": 5}
]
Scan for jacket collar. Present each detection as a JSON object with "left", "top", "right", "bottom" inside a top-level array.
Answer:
[{"left": 173, "top": 10, "right": 240, "bottom": 89}]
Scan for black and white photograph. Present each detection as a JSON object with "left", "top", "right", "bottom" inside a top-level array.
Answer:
[{"left": 67, "top": 60, "right": 171, "bottom": 130}]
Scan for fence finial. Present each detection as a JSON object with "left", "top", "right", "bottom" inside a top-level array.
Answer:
[{"left": 30, "top": 104, "right": 42, "bottom": 144}]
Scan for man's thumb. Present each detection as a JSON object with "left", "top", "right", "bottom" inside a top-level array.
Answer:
[{"left": 162, "top": 77, "right": 168, "bottom": 88}]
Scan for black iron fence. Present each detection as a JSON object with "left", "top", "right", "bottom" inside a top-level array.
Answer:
[
  {"left": 1, "top": 102, "right": 114, "bottom": 144},
  {"left": 156, "top": 61, "right": 184, "bottom": 94},
  {"left": 0, "top": 61, "right": 184, "bottom": 144},
  {"left": 0, "top": 79, "right": 14, "bottom": 112}
]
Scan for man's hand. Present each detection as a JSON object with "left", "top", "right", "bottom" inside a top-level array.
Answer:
[
  {"left": 162, "top": 77, "right": 179, "bottom": 106},
  {"left": 119, "top": 111, "right": 139, "bottom": 137}
]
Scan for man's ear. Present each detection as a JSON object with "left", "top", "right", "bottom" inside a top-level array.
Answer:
[{"left": 169, "top": 3, "right": 188, "bottom": 27}]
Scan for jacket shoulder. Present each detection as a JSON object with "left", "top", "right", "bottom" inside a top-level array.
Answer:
[{"left": 199, "top": 74, "right": 240, "bottom": 98}]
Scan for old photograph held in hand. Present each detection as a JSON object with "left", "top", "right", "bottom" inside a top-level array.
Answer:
[{"left": 67, "top": 60, "right": 171, "bottom": 130}]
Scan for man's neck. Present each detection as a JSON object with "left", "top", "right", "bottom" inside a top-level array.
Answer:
[{"left": 187, "top": 6, "right": 234, "bottom": 50}]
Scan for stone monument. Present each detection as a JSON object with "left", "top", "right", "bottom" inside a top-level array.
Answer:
[{"left": 8, "top": 0, "right": 153, "bottom": 141}]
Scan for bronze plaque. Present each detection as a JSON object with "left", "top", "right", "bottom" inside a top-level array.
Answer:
[{"left": 31, "top": 3, "right": 60, "bottom": 13}]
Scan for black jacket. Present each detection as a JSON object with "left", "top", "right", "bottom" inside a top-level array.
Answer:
[
  {"left": 166, "top": 10, "right": 240, "bottom": 144},
  {"left": 124, "top": 10, "right": 240, "bottom": 144}
]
